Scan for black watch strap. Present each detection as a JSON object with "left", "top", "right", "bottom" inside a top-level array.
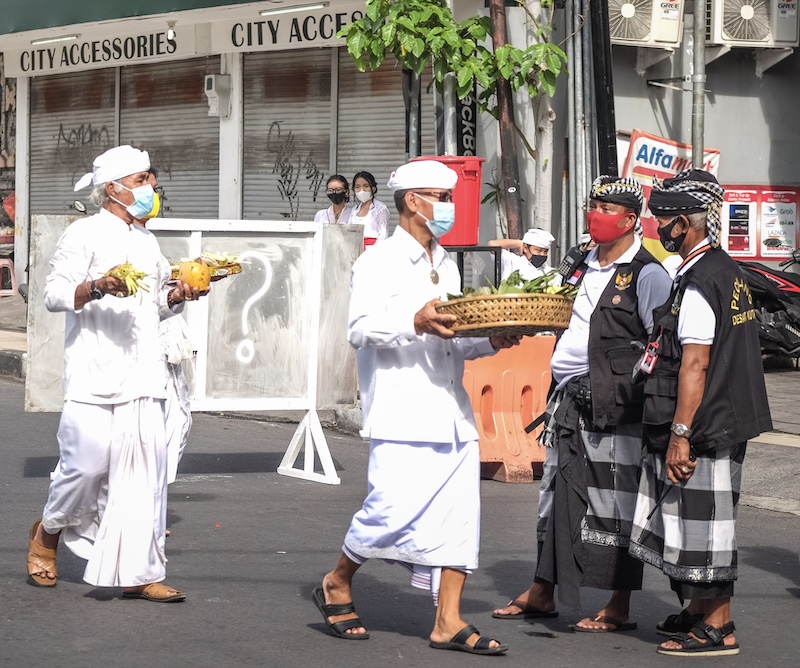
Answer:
[{"left": 89, "top": 280, "right": 103, "bottom": 300}]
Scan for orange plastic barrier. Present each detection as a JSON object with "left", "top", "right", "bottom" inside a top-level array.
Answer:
[{"left": 463, "top": 335, "right": 555, "bottom": 483}]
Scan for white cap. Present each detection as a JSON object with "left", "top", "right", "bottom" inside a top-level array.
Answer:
[
  {"left": 387, "top": 160, "right": 458, "bottom": 192},
  {"left": 73, "top": 145, "right": 151, "bottom": 191},
  {"left": 522, "top": 228, "right": 555, "bottom": 250},
  {"left": 578, "top": 232, "right": 592, "bottom": 245}
]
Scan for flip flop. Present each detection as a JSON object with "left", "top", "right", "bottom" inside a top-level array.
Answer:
[
  {"left": 492, "top": 598, "right": 559, "bottom": 620},
  {"left": 311, "top": 586, "right": 369, "bottom": 640},
  {"left": 571, "top": 614, "right": 638, "bottom": 633},
  {"left": 429, "top": 624, "right": 508, "bottom": 655},
  {"left": 27, "top": 520, "right": 58, "bottom": 587},
  {"left": 121, "top": 582, "right": 186, "bottom": 602}
]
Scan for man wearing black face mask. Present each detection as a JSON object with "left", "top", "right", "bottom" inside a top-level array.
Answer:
[
  {"left": 629, "top": 169, "right": 771, "bottom": 657},
  {"left": 489, "top": 227, "right": 555, "bottom": 281}
]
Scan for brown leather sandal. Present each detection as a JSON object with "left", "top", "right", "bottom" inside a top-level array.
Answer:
[
  {"left": 27, "top": 520, "right": 58, "bottom": 587},
  {"left": 121, "top": 582, "right": 186, "bottom": 602}
]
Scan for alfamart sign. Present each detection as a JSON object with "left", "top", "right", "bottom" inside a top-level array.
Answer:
[{"left": 3, "top": 4, "right": 365, "bottom": 77}]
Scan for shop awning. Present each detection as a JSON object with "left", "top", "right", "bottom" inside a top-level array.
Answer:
[{"left": 0, "top": 0, "right": 250, "bottom": 36}]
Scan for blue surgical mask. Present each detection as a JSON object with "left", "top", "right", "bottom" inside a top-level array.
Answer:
[
  {"left": 112, "top": 182, "right": 157, "bottom": 219},
  {"left": 416, "top": 195, "right": 456, "bottom": 237}
]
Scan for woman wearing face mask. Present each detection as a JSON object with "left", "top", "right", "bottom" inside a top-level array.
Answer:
[
  {"left": 314, "top": 175, "right": 354, "bottom": 226},
  {"left": 351, "top": 171, "right": 390, "bottom": 249},
  {"left": 488, "top": 228, "right": 555, "bottom": 281}
]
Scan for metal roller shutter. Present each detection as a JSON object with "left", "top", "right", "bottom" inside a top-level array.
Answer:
[
  {"left": 242, "top": 50, "right": 332, "bottom": 221},
  {"left": 120, "top": 57, "right": 221, "bottom": 219},
  {"left": 336, "top": 50, "right": 436, "bottom": 201},
  {"left": 30, "top": 69, "right": 117, "bottom": 215}
]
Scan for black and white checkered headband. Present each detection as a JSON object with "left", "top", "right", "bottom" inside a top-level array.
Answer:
[
  {"left": 589, "top": 175, "right": 644, "bottom": 236},
  {"left": 649, "top": 170, "right": 724, "bottom": 247}
]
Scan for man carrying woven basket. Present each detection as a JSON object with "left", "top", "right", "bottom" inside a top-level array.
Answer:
[
  {"left": 493, "top": 175, "right": 672, "bottom": 631},
  {"left": 312, "top": 160, "right": 519, "bottom": 656}
]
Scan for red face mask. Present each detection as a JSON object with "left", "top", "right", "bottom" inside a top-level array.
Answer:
[{"left": 586, "top": 210, "right": 632, "bottom": 244}]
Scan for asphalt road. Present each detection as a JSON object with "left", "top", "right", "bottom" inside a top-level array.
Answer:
[{"left": 1, "top": 376, "right": 798, "bottom": 667}]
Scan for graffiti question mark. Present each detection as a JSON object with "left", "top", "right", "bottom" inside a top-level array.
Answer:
[{"left": 236, "top": 251, "right": 273, "bottom": 364}]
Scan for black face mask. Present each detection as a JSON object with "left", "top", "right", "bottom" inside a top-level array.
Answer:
[
  {"left": 529, "top": 254, "right": 548, "bottom": 268},
  {"left": 659, "top": 216, "right": 686, "bottom": 254},
  {"left": 327, "top": 191, "right": 347, "bottom": 205}
]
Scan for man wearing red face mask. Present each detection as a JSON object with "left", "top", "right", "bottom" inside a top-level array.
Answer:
[{"left": 493, "top": 175, "right": 672, "bottom": 631}]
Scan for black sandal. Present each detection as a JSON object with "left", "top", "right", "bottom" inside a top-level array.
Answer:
[
  {"left": 657, "top": 621, "right": 740, "bottom": 657},
  {"left": 312, "top": 587, "right": 369, "bottom": 640},
  {"left": 429, "top": 624, "right": 508, "bottom": 655},
  {"left": 656, "top": 608, "right": 704, "bottom": 636}
]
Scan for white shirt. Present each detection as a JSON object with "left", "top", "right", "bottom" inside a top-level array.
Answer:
[
  {"left": 352, "top": 198, "right": 390, "bottom": 240},
  {"left": 550, "top": 237, "right": 673, "bottom": 388},
  {"left": 349, "top": 226, "right": 496, "bottom": 443},
  {"left": 675, "top": 237, "right": 717, "bottom": 345},
  {"left": 313, "top": 204, "right": 355, "bottom": 225},
  {"left": 500, "top": 249, "right": 551, "bottom": 281},
  {"left": 44, "top": 209, "right": 179, "bottom": 403}
]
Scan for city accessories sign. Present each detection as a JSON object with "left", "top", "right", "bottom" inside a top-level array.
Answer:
[{"left": 5, "top": 29, "right": 196, "bottom": 77}]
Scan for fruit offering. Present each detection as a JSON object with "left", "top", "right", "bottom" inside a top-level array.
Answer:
[
  {"left": 178, "top": 259, "right": 211, "bottom": 291},
  {"left": 170, "top": 252, "right": 241, "bottom": 282},
  {"left": 104, "top": 262, "right": 149, "bottom": 296},
  {"left": 447, "top": 270, "right": 578, "bottom": 301}
]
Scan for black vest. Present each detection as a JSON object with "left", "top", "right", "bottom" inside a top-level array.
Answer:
[
  {"left": 642, "top": 247, "right": 772, "bottom": 454},
  {"left": 581, "top": 246, "right": 665, "bottom": 428}
]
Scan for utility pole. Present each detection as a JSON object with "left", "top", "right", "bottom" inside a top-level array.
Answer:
[
  {"left": 691, "top": 0, "right": 706, "bottom": 167},
  {"left": 589, "top": 0, "right": 618, "bottom": 175},
  {"left": 489, "top": 0, "right": 523, "bottom": 240}
]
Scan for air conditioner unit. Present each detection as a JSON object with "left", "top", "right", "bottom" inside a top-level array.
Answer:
[
  {"left": 707, "top": 0, "right": 800, "bottom": 48},
  {"left": 609, "top": 0, "right": 686, "bottom": 48}
]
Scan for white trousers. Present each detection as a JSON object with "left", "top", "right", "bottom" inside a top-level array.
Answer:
[
  {"left": 343, "top": 436, "right": 480, "bottom": 602},
  {"left": 165, "top": 362, "right": 192, "bottom": 484},
  {"left": 43, "top": 398, "right": 169, "bottom": 587}
]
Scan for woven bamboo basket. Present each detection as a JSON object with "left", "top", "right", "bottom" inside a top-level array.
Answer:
[{"left": 435, "top": 292, "right": 573, "bottom": 337}]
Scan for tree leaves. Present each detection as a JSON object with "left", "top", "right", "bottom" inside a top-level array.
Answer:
[{"left": 336, "top": 0, "right": 566, "bottom": 116}]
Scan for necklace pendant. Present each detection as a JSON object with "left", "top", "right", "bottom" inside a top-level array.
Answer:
[{"left": 430, "top": 268, "right": 439, "bottom": 285}]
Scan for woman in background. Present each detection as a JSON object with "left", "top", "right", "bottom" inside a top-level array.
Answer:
[
  {"left": 352, "top": 171, "right": 390, "bottom": 248},
  {"left": 315, "top": 175, "right": 354, "bottom": 226}
]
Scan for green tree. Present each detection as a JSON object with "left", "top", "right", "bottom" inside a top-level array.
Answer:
[{"left": 338, "top": 0, "right": 566, "bottom": 118}]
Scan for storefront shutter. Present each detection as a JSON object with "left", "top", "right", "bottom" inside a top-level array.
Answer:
[
  {"left": 242, "top": 50, "right": 332, "bottom": 221},
  {"left": 119, "top": 57, "right": 221, "bottom": 219},
  {"left": 30, "top": 69, "right": 117, "bottom": 215},
  {"left": 336, "top": 51, "right": 436, "bottom": 206}
]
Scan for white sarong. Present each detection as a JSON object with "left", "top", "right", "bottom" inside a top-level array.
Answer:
[
  {"left": 43, "top": 398, "right": 168, "bottom": 587},
  {"left": 343, "top": 436, "right": 480, "bottom": 600}
]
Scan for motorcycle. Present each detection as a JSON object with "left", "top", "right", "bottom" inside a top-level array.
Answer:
[{"left": 736, "top": 249, "right": 800, "bottom": 359}]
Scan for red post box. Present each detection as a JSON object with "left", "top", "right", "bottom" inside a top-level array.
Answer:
[{"left": 411, "top": 155, "right": 485, "bottom": 246}]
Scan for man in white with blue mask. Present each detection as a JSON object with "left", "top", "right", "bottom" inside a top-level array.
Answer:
[
  {"left": 312, "top": 160, "right": 518, "bottom": 656},
  {"left": 26, "top": 145, "right": 203, "bottom": 602}
]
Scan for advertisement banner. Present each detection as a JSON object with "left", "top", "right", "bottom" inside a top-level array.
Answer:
[
  {"left": 622, "top": 129, "right": 721, "bottom": 259},
  {"left": 722, "top": 186, "right": 798, "bottom": 259}
]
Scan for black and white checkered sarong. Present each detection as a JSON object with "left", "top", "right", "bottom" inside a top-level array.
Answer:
[
  {"left": 629, "top": 443, "right": 746, "bottom": 584},
  {"left": 536, "top": 390, "right": 645, "bottom": 592}
]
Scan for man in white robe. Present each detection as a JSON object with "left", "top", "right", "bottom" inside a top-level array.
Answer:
[
  {"left": 26, "top": 145, "right": 206, "bottom": 602},
  {"left": 489, "top": 227, "right": 556, "bottom": 281},
  {"left": 312, "top": 160, "right": 519, "bottom": 656}
]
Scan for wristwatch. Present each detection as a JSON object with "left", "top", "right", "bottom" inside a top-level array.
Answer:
[
  {"left": 670, "top": 422, "right": 693, "bottom": 438},
  {"left": 89, "top": 280, "right": 104, "bottom": 301}
]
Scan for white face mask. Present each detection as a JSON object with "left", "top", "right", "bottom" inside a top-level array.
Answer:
[{"left": 355, "top": 190, "right": 373, "bottom": 204}]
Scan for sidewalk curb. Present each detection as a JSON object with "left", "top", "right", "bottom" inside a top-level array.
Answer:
[{"left": 0, "top": 348, "right": 25, "bottom": 379}]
